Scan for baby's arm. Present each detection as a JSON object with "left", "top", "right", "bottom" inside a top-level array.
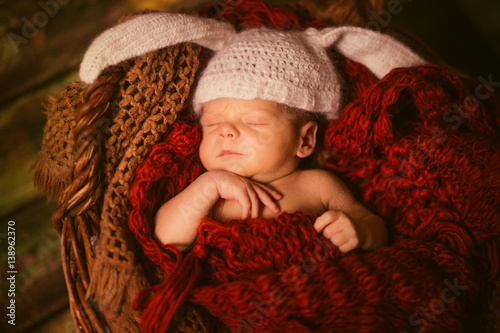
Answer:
[
  {"left": 155, "top": 170, "right": 281, "bottom": 251},
  {"left": 312, "top": 170, "right": 388, "bottom": 253}
]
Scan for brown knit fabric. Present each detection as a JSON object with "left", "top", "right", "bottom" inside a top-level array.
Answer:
[
  {"left": 32, "top": 82, "right": 84, "bottom": 201},
  {"left": 86, "top": 44, "right": 206, "bottom": 332},
  {"left": 33, "top": 43, "right": 227, "bottom": 332}
]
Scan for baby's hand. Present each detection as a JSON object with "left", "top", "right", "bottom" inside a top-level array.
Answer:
[
  {"left": 206, "top": 170, "right": 282, "bottom": 219},
  {"left": 314, "top": 210, "right": 364, "bottom": 253}
]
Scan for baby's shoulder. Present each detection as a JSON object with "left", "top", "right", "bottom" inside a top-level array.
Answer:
[
  {"left": 295, "top": 169, "right": 351, "bottom": 194},
  {"left": 295, "top": 168, "right": 339, "bottom": 183}
]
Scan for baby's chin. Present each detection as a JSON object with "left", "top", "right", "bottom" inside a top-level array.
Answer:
[
  {"left": 205, "top": 166, "right": 269, "bottom": 183},
  {"left": 205, "top": 163, "right": 250, "bottom": 177},
  {"left": 203, "top": 163, "right": 293, "bottom": 184}
]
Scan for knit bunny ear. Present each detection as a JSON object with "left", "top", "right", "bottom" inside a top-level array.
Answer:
[
  {"left": 305, "top": 26, "right": 427, "bottom": 79},
  {"left": 79, "top": 12, "right": 236, "bottom": 83}
]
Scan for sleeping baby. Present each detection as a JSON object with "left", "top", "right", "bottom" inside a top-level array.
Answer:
[
  {"left": 154, "top": 97, "right": 388, "bottom": 253},
  {"left": 147, "top": 20, "right": 426, "bottom": 254}
]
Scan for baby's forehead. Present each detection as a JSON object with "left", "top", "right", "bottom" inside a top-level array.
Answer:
[{"left": 200, "top": 98, "right": 287, "bottom": 116}]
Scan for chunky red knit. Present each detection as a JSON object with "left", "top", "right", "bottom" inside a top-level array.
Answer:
[{"left": 128, "top": 1, "right": 500, "bottom": 332}]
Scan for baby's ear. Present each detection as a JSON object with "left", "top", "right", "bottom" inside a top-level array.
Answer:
[{"left": 297, "top": 121, "right": 318, "bottom": 158}]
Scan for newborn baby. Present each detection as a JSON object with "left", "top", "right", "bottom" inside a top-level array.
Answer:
[{"left": 154, "top": 98, "right": 388, "bottom": 253}]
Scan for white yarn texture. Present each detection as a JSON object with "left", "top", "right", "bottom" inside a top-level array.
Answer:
[
  {"left": 80, "top": 12, "right": 427, "bottom": 119},
  {"left": 192, "top": 28, "right": 343, "bottom": 118},
  {"left": 79, "top": 13, "right": 235, "bottom": 84}
]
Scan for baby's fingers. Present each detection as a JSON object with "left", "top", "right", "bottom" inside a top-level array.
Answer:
[
  {"left": 253, "top": 184, "right": 282, "bottom": 214},
  {"left": 246, "top": 187, "right": 261, "bottom": 219},
  {"left": 314, "top": 210, "right": 341, "bottom": 232},
  {"left": 266, "top": 187, "right": 282, "bottom": 201},
  {"left": 236, "top": 189, "right": 256, "bottom": 219}
]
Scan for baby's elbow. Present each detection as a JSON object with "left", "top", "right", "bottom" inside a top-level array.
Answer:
[
  {"left": 153, "top": 219, "right": 170, "bottom": 248},
  {"left": 154, "top": 210, "right": 197, "bottom": 251},
  {"left": 153, "top": 226, "right": 192, "bottom": 252}
]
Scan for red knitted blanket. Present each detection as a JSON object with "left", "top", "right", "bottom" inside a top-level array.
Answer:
[{"left": 128, "top": 2, "right": 500, "bottom": 332}]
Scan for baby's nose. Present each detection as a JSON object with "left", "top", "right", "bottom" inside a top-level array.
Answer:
[{"left": 219, "top": 123, "right": 239, "bottom": 139}]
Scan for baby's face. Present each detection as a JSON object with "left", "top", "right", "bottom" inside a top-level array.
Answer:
[{"left": 199, "top": 98, "right": 302, "bottom": 183}]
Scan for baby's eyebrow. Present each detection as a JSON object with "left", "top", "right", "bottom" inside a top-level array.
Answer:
[{"left": 243, "top": 112, "right": 270, "bottom": 119}]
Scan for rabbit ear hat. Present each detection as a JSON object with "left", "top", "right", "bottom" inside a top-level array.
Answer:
[{"left": 80, "top": 12, "right": 427, "bottom": 119}]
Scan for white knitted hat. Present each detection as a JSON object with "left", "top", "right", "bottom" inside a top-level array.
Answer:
[{"left": 80, "top": 12, "right": 427, "bottom": 119}]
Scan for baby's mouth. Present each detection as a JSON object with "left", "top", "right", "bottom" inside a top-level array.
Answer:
[{"left": 219, "top": 149, "right": 241, "bottom": 157}]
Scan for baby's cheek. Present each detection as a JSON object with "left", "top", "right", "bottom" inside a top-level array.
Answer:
[
  {"left": 198, "top": 141, "right": 213, "bottom": 169},
  {"left": 256, "top": 131, "right": 274, "bottom": 146}
]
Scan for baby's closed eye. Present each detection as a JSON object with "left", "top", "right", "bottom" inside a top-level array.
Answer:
[
  {"left": 243, "top": 117, "right": 268, "bottom": 126},
  {"left": 245, "top": 121, "right": 267, "bottom": 127},
  {"left": 201, "top": 119, "right": 222, "bottom": 127}
]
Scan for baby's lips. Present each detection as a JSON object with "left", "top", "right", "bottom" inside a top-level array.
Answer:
[{"left": 219, "top": 149, "right": 242, "bottom": 157}]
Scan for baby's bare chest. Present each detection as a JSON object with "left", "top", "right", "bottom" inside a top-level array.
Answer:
[{"left": 212, "top": 182, "right": 325, "bottom": 222}]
